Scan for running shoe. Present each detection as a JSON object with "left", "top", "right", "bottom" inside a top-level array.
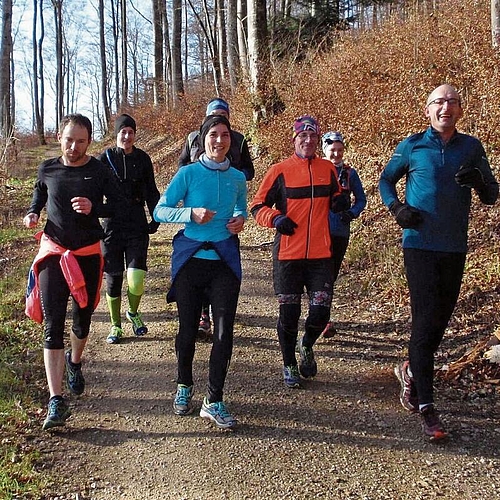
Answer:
[
  {"left": 42, "top": 396, "right": 71, "bottom": 430},
  {"left": 283, "top": 365, "right": 302, "bottom": 388},
  {"left": 196, "top": 313, "right": 213, "bottom": 342},
  {"left": 126, "top": 311, "right": 148, "bottom": 336},
  {"left": 106, "top": 325, "right": 124, "bottom": 344},
  {"left": 65, "top": 350, "right": 85, "bottom": 396},
  {"left": 173, "top": 384, "right": 194, "bottom": 416},
  {"left": 394, "top": 361, "right": 418, "bottom": 412},
  {"left": 199, "top": 398, "right": 237, "bottom": 429},
  {"left": 297, "top": 336, "right": 317, "bottom": 378},
  {"left": 322, "top": 322, "right": 338, "bottom": 339},
  {"left": 420, "top": 405, "right": 448, "bottom": 441}
]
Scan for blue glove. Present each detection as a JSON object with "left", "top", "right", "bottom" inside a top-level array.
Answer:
[{"left": 273, "top": 215, "right": 298, "bottom": 235}]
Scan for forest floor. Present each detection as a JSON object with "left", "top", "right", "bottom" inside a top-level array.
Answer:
[{"left": 27, "top": 221, "right": 499, "bottom": 500}]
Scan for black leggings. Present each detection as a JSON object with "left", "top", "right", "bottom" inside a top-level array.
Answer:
[
  {"left": 174, "top": 258, "right": 240, "bottom": 403},
  {"left": 38, "top": 254, "right": 102, "bottom": 350},
  {"left": 404, "top": 248, "right": 466, "bottom": 405}
]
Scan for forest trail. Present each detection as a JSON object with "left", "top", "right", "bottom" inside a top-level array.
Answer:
[{"left": 33, "top": 222, "right": 499, "bottom": 500}]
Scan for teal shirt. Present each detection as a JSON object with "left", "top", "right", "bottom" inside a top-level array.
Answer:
[
  {"left": 379, "top": 127, "right": 498, "bottom": 252},
  {"left": 154, "top": 160, "right": 247, "bottom": 259}
]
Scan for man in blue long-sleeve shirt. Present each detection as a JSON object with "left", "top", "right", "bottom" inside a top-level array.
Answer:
[{"left": 379, "top": 84, "right": 498, "bottom": 441}]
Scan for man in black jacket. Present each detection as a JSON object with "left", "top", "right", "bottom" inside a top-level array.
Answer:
[{"left": 98, "top": 114, "right": 161, "bottom": 344}]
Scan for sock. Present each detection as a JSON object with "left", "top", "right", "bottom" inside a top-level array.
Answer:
[
  {"left": 127, "top": 268, "right": 146, "bottom": 313},
  {"left": 106, "top": 294, "right": 121, "bottom": 326}
]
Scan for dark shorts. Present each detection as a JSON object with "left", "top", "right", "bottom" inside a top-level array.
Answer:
[
  {"left": 273, "top": 258, "right": 333, "bottom": 295},
  {"left": 102, "top": 232, "right": 149, "bottom": 275}
]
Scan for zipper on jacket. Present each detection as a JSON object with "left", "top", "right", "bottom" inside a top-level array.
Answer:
[{"left": 306, "top": 158, "right": 314, "bottom": 258}]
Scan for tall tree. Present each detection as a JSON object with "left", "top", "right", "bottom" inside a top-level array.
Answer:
[
  {"left": 110, "top": 0, "right": 120, "bottom": 109},
  {"left": 99, "top": 0, "right": 111, "bottom": 132},
  {"left": 32, "top": 0, "right": 46, "bottom": 143},
  {"left": 247, "top": 0, "right": 268, "bottom": 121},
  {"left": 1, "top": 0, "right": 13, "bottom": 137},
  {"left": 120, "top": 0, "right": 128, "bottom": 107},
  {"left": 51, "top": 0, "right": 63, "bottom": 127},
  {"left": 216, "top": 0, "right": 227, "bottom": 80},
  {"left": 172, "top": 0, "right": 184, "bottom": 103},
  {"left": 237, "top": 0, "right": 249, "bottom": 80},
  {"left": 152, "top": 0, "right": 164, "bottom": 105},
  {"left": 226, "top": 0, "right": 239, "bottom": 90}
]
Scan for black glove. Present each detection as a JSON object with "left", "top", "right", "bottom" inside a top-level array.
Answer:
[
  {"left": 331, "top": 193, "right": 351, "bottom": 213},
  {"left": 148, "top": 220, "right": 160, "bottom": 234},
  {"left": 273, "top": 215, "right": 298, "bottom": 235},
  {"left": 389, "top": 200, "right": 423, "bottom": 229},
  {"left": 455, "top": 165, "right": 486, "bottom": 189},
  {"left": 340, "top": 211, "right": 355, "bottom": 224}
]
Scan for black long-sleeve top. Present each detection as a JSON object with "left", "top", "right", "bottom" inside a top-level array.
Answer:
[{"left": 26, "top": 156, "right": 123, "bottom": 250}]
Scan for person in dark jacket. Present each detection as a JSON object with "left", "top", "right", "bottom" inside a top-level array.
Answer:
[
  {"left": 23, "top": 113, "right": 123, "bottom": 430},
  {"left": 321, "top": 131, "right": 367, "bottom": 338},
  {"left": 379, "top": 84, "right": 498, "bottom": 441},
  {"left": 178, "top": 98, "right": 254, "bottom": 340},
  {"left": 98, "top": 114, "right": 161, "bottom": 344}
]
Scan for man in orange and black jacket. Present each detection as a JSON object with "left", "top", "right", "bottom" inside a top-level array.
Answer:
[{"left": 250, "top": 115, "right": 348, "bottom": 389}]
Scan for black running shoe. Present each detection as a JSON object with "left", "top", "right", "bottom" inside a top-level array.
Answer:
[
  {"left": 65, "top": 350, "right": 85, "bottom": 396},
  {"left": 42, "top": 396, "right": 71, "bottom": 430}
]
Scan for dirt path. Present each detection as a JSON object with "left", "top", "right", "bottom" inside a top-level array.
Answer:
[{"left": 35, "top": 223, "right": 500, "bottom": 500}]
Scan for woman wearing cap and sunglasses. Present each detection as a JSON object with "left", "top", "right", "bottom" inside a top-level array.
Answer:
[{"left": 321, "top": 131, "right": 367, "bottom": 338}]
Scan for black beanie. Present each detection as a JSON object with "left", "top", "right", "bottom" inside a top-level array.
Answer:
[
  {"left": 114, "top": 114, "right": 137, "bottom": 135},
  {"left": 199, "top": 115, "right": 231, "bottom": 152}
]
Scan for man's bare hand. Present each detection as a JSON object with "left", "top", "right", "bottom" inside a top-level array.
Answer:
[
  {"left": 23, "top": 213, "right": 39, "bottom": 228},
  {"left": 71, "top": 197, "right": 92, "bottom": 215}
]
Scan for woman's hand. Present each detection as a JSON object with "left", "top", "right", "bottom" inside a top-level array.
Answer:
[{"left": 191, "top": 208, "right": 216, "bottom": 224}]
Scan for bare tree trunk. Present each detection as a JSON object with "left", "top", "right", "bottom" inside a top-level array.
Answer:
[
  {"left": 111, "top": 0, "right": 120, "bottom": 110},
  {"left": 51, "top": 0, "right": 64, "bottom": 128},
  {"left": 237, "top": 0, "right": 249, "bottom": 80},
  {"left": 172, "top": 0, "right": 184, "bottom": 104},
  {"left": 152, "top": 0, "right": 164, "bottom": 105},
  {"left": 247, "top": 0, "right": 268, "bottom": 122},
  {"left": 99, "top": 0, "right": 111, "bottom": 132},
  {"left": 163, "top": 4, "right": 172, "bottom": 109},
  {"left": 217, "top": 0, "right": 227, "bottom": 81},
  {"left": 121, "top": 0, "right": 128, "bottom": 107},
  {"left": 493, "top": 0, "right": 500, "bottom": 48},
  {"left": 32, "top": 0, "right": 46, "bottom": 144},
  {"left": 227, "top": 0, "right": 239, "bottom": 90},
  {"left": 1, "top": 0, "right": 13, "bottom": 138}
]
